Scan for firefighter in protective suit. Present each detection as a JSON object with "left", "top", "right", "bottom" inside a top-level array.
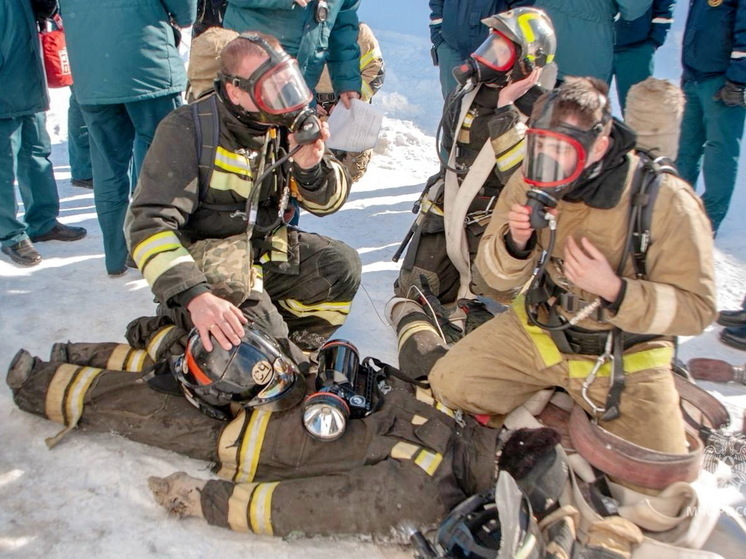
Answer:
[
  {"left": 125, "top": 32, "right": 361, "bottom": 355},
  {"left": 428, "top": 76, "right": 717, "bottom": 459},
  {"left": 7, "top": 323, "right": 647, "bottom": 558},
  {"left": 393, "top": 7, "right": 557, "bottom": 343}
]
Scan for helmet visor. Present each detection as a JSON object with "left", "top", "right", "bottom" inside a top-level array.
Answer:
[
  {"left": 522, "top": 129, "right": 586, "bottom": 188},
  {"left": 253, "top": 59, "right": 313, "bottom": 116},
  {"left": 471, "top": 30, "right": 516, "bottom": 72}
]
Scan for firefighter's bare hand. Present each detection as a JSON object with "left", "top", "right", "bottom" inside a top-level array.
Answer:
[
  {"left": 187, "top": 292, "right": 248, "bottom": 352},
  {"left": 497, "top": 68, "right": 542, "bottom": 108},
  {"left": 507, "top": 204, "right": 534, "bottom": 250},
  {"left": 289, "top": 120, "right": 330, "bottom": 169},
  {"left": 563, "top": 237, "right": 622, "bottom": 303},
  {"left": 339, "top": 91, "right": 361, "bottom": 109}
]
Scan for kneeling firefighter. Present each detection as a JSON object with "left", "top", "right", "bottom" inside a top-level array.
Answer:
[
  {"left": 392, "top": 7, "right": 557, "bottom": 344},
  {"left": 126, "top": 31, "right": 361, "bottom": 357}
]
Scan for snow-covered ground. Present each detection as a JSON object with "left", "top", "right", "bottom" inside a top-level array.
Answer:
[{"left": 1, "top": 3, "right": 745, "bottom": 558}]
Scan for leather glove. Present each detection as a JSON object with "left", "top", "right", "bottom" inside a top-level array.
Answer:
[{"left": 714, "top": 80, "right": 746, "bottom": 108}]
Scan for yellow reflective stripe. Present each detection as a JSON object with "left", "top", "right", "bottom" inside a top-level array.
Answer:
[
  {"left": 278, "top": 299, "right": 351, "bottom": 326},
  {"left": 517, "top": 12, "right": 539, "bottom": 43},
  {"left": 142, "top": 247, "right": 194, "bottom": 286},
  {"left": 567, "top": 346, "right": 674, "bottom": 379},
  {"left": 359, "top": 48, "right": 380, "bottom": 70},
  {"left": 411, "top": 414, "right": 427, "bottom": 426},
  {"left": 391, "top": 441, "right": 419, "bottom": 460},
  {"left": 234, "top": 410, "right": 272, "bottom": 483},
  {"left": 106, "top": 344, "right": 132, "bottom": 371},
  {"left": 132, "top": 231, "right": 182, "bottom": 268},
  {"left": 415, "top": 386, "right": 436, "bottom": 406},
  {"left": 209, "top": 168, "right": 252, "bottom": 198},
  {"left": 126, "top": 349, "right": 149, "bottom": 372},
  {"left": 300, "top": 164, "right": 349, "bottom": 214},
  {"left": 270, "top": 227, "right": 288, "bottom": 263},
  {"left": 414, "top": 449, "right": 443, "bottom": 476},
  {"left": 435, "top": 401, "right": 455, "bottom": 418},
  {"left": 398, "top": 320, "right": 438, "bottom": 352},
  {"left": 249, "top": 482, "right": 279, "bottom": 536},
  {"left": 512, "top": 297, "right": 562, "bottom": 367},
  {"left": 496, "top": 138, "right": 526, "bottom": 172},
  {"left": 361, "top": 81, "right": 373, "bottom": 101},
  {"left": 45, "top": 364, "right": 104, "bottom": 427},
  {"left": 217, "top": 410, "right": 251, "bottom": 480},
  {"left": 421, "top": 198, "right": 444, "bottom": 217},
  {"left": 215, "top": 146, "right": 253, "bottom": 176},
  {"left": 146, "top": 325, "right": 177, "bottom": 362},
  {"left": 227, "top": 482, "right": 258, "bottom": 533}
]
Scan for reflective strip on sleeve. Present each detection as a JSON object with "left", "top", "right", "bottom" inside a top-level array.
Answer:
[
  {"left": 278, "top": 299, "right": 351, "bottom": 326},
  {"left": 217, "top": 410, "right": 251, "bottom": 480},
  {"left": 132, "top": 231, "right": 183, "bottom": 269},
  {"left": 44, "top": 365, "right": 106, "bottom": 447},
  {"left": 300, "top": 164, "right": 349, "bottom": 214},
  {"left": 512, "top": 297, "right": 563, "bottom": 367},
  {"left": 359, "top": 47, "right": 381, "bottom": 70},
  {"left": 142, "top": 247, "right": 194, "bottom": 286},
  {"left": 567, "top": 346, "right": 674, "bottom": 379},
  {"left": 361, "top": 81, "right": 373, "bottom": 101},
  {"left": 233, "top": 410, "right": 272, "bottom": 483},
  {"left": 731, "top": 51, "right": 746, "bottom": 59},
  {"left": 146, "top": 325, "right": 177, "bottom": 362},
  {"left": 227, "top": 482, "right": 258, "bottom": 533},
  {"left": 249, "top": 482, "right": 279, "bottom": 535},
  {"left": 651, "top": 18, "right": 673, "bottom": 24},
  {"left": 430, "top": 18, "right": 443, "bottom": 25},
  {"left": 106, "top": 344, "right": 150, "bottom": 372},
  {"left": 496, "top": 138, "right": 526, "bottom": 172}
]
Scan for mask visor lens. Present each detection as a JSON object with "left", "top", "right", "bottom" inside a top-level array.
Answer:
[
  {"left": 254, "top": 59, "right": 313, "bottom": 115},
  {"left": 523, "top": 130, "right": 586, "bottom": 188},
  {"left": 471, "top": 30, "right": 516, "bottom": 72}
]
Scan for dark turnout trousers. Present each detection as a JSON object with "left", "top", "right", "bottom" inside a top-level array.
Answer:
[{"left": 8, "top": 341, "right": 498, "bottom": 538}]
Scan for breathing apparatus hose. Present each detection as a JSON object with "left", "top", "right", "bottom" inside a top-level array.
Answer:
[
  {"left": 244, "top": 143, "right": 303, "bottom": 236},
  {"left": 435, "top": 82, "right": 472, "bottom": 175}
]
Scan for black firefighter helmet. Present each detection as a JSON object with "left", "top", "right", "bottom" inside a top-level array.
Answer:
[
  {"left": 436, "top": 471, "right": 544, "bottom": 559},
  {"left": 172, "top": 323, "right": 305, "bottom": 419}
]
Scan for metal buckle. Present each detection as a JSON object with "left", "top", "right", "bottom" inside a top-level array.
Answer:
[{"left": 581, "top": 332, "right": 614, "bottom": 420}]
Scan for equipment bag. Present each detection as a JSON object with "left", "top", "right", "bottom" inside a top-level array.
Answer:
[{"left": 39, "top": 15, "right": 73, "bottom": 88}]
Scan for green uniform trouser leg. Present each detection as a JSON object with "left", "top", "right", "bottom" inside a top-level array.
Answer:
[
  {"left": 80, "top": 94, "right": 181, "bottom": 273},
  {"left": 676, "top": 76, "right": 746, "bottom": 233},
  {"left": 0, "top": 113, "right": 59, "bottom": 246},
  {"left": 613, "top": 42, "right": 655, "bottom": 114},
  {"left": 437, "top": 42, "right": 466, "bottom": 100},
  {"left": 67, "top": 87, "right": 91, "bottom": 182}
]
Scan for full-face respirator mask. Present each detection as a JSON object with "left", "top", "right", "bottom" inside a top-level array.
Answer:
[{"left": 219, "top": 33, "right": 322, "bottom": 145}]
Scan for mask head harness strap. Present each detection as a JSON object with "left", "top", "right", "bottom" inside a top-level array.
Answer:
[{"left": 217, "top": 33, "right": 312, "bottom": 117}]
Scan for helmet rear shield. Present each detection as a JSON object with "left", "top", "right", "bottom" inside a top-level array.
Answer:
[
  {"left": 471, "top": 30, "right": 516, "bottom": 72},
  {"left": 523, "top": 129, "right": 587, "bottom": 188},
  {"left": 252, "top": 58, "right": 313, "bottom": 116}
]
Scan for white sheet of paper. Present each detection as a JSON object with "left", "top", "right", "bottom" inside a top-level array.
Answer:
[{"left": 325, "top": 98, "right": 383, "bottom": 152}]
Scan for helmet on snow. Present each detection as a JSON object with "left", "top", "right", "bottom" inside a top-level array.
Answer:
[
  {"left": 436, "top": 472, "right": 544, "bottom": 559},
  {"left": 173, "top": 323, "right": 305, "bottom": 419}
]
